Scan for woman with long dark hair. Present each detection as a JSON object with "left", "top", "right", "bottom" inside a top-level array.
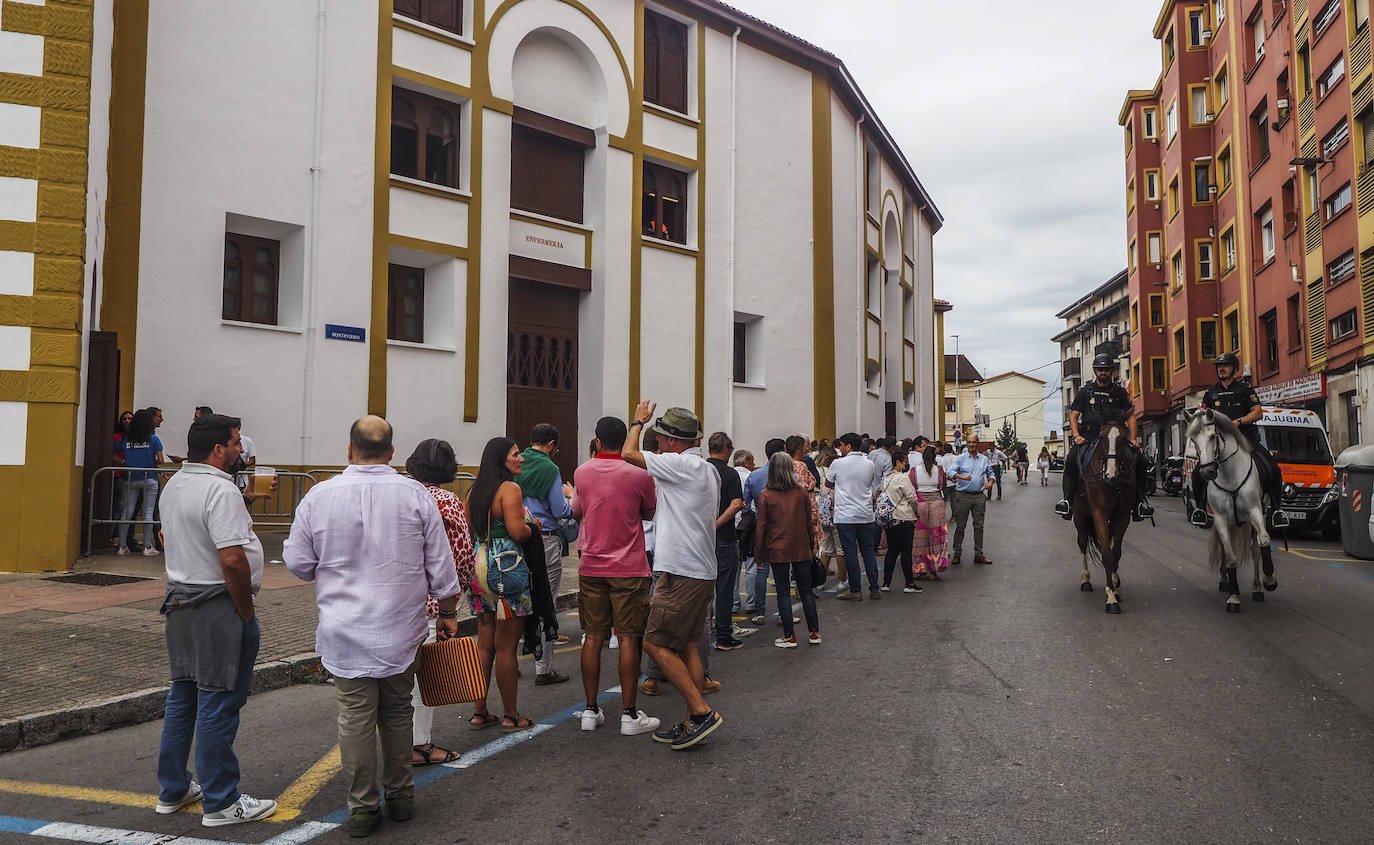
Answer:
[
  {"left": 910, "top": 444, "right": 948, "bottom": 579},
  {"left": 118, "top": 409, "right": 164, "bottom": 555},
  {"left": 406, "top": 439, "right": 475, "bottom": 765},
  {"left": 464, "top": 437, "right": 537, "bottom": 733}
]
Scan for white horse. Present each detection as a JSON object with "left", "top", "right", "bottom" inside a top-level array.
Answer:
[{"left": 1185, "top": 409, "right": 1278, "bottom": 612}]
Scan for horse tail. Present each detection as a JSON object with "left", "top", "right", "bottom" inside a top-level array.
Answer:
[{"left": 1085, "top": 532, "right": 1104, "bottom": 569}]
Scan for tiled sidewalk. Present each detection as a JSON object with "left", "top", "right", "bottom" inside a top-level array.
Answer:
[{"left": 0, "top": 530, "right": 579, "bottom": 746}]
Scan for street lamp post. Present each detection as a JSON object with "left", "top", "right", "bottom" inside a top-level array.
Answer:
[{"left": 951, "top": 334, "right": 959, "bottom": 442}]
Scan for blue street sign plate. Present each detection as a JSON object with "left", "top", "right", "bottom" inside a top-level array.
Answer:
[{"left": 324, "top": 324, "right": 366, "bottom": 343}]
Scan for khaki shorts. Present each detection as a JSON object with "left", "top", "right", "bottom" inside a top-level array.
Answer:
[
  {"left": 819, "top": 526, "right": 841, "bottom": 557},
  {"left": 643, "top": 572, "right": 715, "bottom": 652},
  {"left": 578, "top": 576, "right": 651, "bottom": 637}
]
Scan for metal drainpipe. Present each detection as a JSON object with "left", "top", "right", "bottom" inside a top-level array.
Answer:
[
  {"left": 301, "top": 0, "right": 327, "bottom": 465},
  {"left": 727, "top": 26, "right": 740, "bottom": 431},
  {"left": 855, "top": 114, "right": 866, "bottom": 432}
]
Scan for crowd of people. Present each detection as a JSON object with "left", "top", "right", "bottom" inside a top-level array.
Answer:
[{"left": 149, "top": 406, "right": 1019, "bottom": 838}]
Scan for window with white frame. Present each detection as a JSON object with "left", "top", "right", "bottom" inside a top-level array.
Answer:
[
  {"left": 1328, "top": 249, "right": 1356, "bottom": 284},
  {"left": 1189, "top": 9, "right": 1207, "bottom": 47},
  {"left": 1143, "top": 107, "right": 1158, "bottom": 138},
  {"left": 1332, "top": 308, "right": 1357, "bottom": 340},
  {"left": 1215, "top": 0, "right": 1225, "bottom": 25},
  {"left": 1147, "top": 231, "right": 1163, "bottom": 263},
  {"left": 1172, "top": 251, "right": 1184, "bottom": 289},
  {"left": 1325, "top": 182, "right": 1353, "bottom": 219},
  {"left": 1198, "top": 242, "right": 1215, "bottom": 279},
  {"left": 1250, "top": 11, "right": 1266, "bottom": 64},
  {"left": 1145, "top": 170, "right": 1161, "bottom": 201},
  {"left": 1192, "top": 87, "right": 1209, "bottom": 123},
  {"left": 1318, "top": 56, "right": 1345, "bottom": 99},
  {"left": 1216, "top": 66, "right": 1229, "bottom": 108},
  {"left": 1306, "top": 165, "right": 1320, "bottom": 212},
  {"left": 1222, "top": 228, "right": 1236, "bottom": 271},
  {"left": 1322, "top": 118, "right": 1350, "bottom": 158},
  {"left": 1260, "top": 206, "right": 1275, "bottom": 261},
  {"left": 1167, "top": 101, "right": 1179, "bottom": 141},
  {"left": 1313, "top": 0, "right": 1341, "bottom": 35}
]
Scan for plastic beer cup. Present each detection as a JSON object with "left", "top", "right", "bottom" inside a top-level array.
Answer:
[{"left": 253, "top": 466, "right": 276, "bottom": 496}]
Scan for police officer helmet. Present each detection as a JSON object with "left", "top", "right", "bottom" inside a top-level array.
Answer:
[
  {"left": 1091, "top": 353, "right": 1115, "bottom": 370},
  {"left": 1215, "top": 352, "right": 1240, "bottom": 369}
]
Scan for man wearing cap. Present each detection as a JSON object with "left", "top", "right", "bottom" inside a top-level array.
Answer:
[
  {"left": 1055, "top": 353, "right": 1154, "bottom": 522},
  {"left": 622, "top": 401, "right": 724, "bottom": 750},
  {"left": 1191, "top": 353, "right": 1288, "bottom": 529}
]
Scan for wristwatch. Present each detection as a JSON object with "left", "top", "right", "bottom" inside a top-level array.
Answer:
[{"left": 629, "top": 420, "right": 643, "bottom": 427}]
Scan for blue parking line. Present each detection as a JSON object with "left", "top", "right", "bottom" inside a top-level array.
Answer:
[{"left": 0, "top": 816, "right": 47, "bottom": 835}]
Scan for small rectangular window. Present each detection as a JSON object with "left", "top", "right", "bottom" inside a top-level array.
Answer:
[
  {"left": 1189, "top": 9, "right": 1207, "bottom": 47},
  {"left": 1198, "top": 241, "right": 1215, "bottom": 279},
  {"left": 1313, "top": 0, "right": 1341, "bottom": 35},
  {"left": 1174, "top": 326, "right": 1187, "bottom": 368},
  {"left": 1327, "top": 249, "right": 1356, "bottom": 284},
  {"left": 1148, "top": 232, "right": 1163, "bottom": 264},
  {"left": 391, "top": 87, "right": 461, "bottom": 189},
  {"left": 1218, "top": 147, "right": 1232, "bottom": 188},
  {"left": 1332, "top": 308, "right": 1358, "bottom": 340},
  {"left": 387, "top": 263, "right": 425, "bottom": 343},
  {"left": 511, "top": 121, "right": 588, "bottom": 223},
  {"left": 1191, "top": 86, "right": 1210, "bottom": 124},
  {"left": 1360, "top": 108, "right": 1374, "bottom": 165},
  {"left": 1221, "top": 228, "right": 1236, "bottom": 272},
  {"left": 1151, "top": 357, "right": 1167, "bottom": 391},
  {"left": 394, "top": 0, "right": 463, "bottom": 36},
  {"left": 1149, "top": 294, "right": 1165, "bottom": 327},
  {"left": 1259, "top": 206, "right": 1275, "bottom": 261},
  {"left": 733, "top": 320, "right": 747, "bottom": 384},
  {"left": 1215, "top": 66, "right": 1229, "bottom": 108},
  {"left": 644, "top": 9, "right": 689, "bottom": 114},
  {"left": 1225, "top": 310, "right": 1240, "bottom": 353},
  {"left": 223, "top": 233, "right": 279, "bottom": 325},
  {"left": 1169, "top": 177, "right": 1181, "bottom": 218},
  {"left": 1172, "top": 250, "right": 1184, "bottom": 290},
  {"left": 1322, "top": 119, "right": 1351, "bottom": 158},
  {"left": 642, "top": 161, "right": 688, "bottom": 244},
  {"left": 1143, "top": 107, "right": 1158, "bottom": 138},
  {"left": 1287, "top": 294, "right": 1302, "bottom": 349},
  {"left": 1324, "top": 183, "right": 1353, "bottom": 220},
  {"left": 1200, "top": 320, "right": 1218, "bottom": 360},
  {"left": 1250, "top": 10, "right": 1266, "bottom": 65},
  {"left": 1318, "top": 56, "right": 1346, "bottom": 99},
  {"left": 1145, "top": 170, "right": 1161, "bottom": 201},
  {"left": 1252, "top": 102, "right": 1270, "bottom": 160},
  {"left": 1194, "top": 161, "right": 1212, "bottom": 203},
  {"left": 1261, "top": 309, "right": 1279, "bottom": 372},
  {"left": 1167, "top": 101, "right": 1179, "bottom": 141}
]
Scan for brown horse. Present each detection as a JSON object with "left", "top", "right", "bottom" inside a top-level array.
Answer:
[{"left": 1072, "top": 422, "right": 1138, "bottom": 613}]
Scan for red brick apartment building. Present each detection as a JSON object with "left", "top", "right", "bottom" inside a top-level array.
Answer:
[{"left": 1117, "top": 0, "right": 1374, "bottom": 459}]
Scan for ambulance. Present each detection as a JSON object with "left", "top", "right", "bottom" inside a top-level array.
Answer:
[
  {"left": 1184, "top": 406, "right": 1338, "bottom": 536},
  {"left": 1257, "top": 407, "right": 1338, "bottom": 536}
]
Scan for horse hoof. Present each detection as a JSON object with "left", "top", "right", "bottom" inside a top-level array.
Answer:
[
  {"left": 1251, "top": 592, "right": 1265, "bottom": 602},
  {"left": 1080, "top": 583, "right": 1094, "bottom": 592},
  {"left": 1106, "top": 603, "right": 1122, "bottom": 614},
  {"left": 1218, "top": 581, "right": 1229, "bottom": 592},
  {"left": 1264, "top": 580, "right": 1278, "bottom": 592},
  {"left": 1225, "top": 603, "right": 1241, "bottom": 614}
]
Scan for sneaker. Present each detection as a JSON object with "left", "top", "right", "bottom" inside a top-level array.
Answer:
[
  {"left": 774, "top": 636, "right": 797, "bottom": 648},
  {"left": 116, "top": 546, "right": 131, "bottom": 556},
  {"left": 201, "top": 794, "right": 278, "bottom": 827},
  {"left": 653, "top": 721, "right": 686, "bottom": 744},
  {"left": 879, "top": 585, "right": 891, "bottom": 592},
  {"left": 903, "top": 585, "right": 923, "bottom": 593},
  {"left": 670, "top": 711, "right": 723, "bottom": 750},
  {"left": 731, "top": 623, "right": 753, "bottom": 637},
  {"left": 579, "top": 706, "right": 604, "bottom": 731},
  {"left": 713, "top": 638, "right": 743, "bottom": 651},
  {"left": 639, "top": 678, "right": 660, "bottom": 696},
  {"left": 609, "top": 635, "right": 619, "bottom": 649},
  {"left": 384, "top": 794, "right": 413, "bottom": 822},
  {"left": 155, "top": 780, "right": 202, "bottom": 814},
  {"left": 621, "top": 708, "right": 661, "bottom": 736},
  {"left": 836, "top": 591, "right": 862, "bottom": 601},
  {"left": 750, "top": 614, "right": 767, "bottom": 626},
  {"left": 142, "top": 547, "right": 160, "bottom": 556},
  {"left": 808, "top": 631, "right": 822, "bottom": 645},
  {"left": 700, "top": 677, "right": 722, "bottom": 695},
  {"left": 347, "top": 807, "right": 380, "bottom": 838}
]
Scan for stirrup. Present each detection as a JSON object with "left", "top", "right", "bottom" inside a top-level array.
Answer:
[
  {"left": 1054, "top": 499, "right": 1071, "bottom": 519},
  {"left": 1189, "top": 508, "right": 1208, "bottom": 527},
  {"left": 1268, "top": 509, "right": 1289, "bottom": 529},
  {"left": 1136, "top": 501, "right": 1154, "bottom": 518}
]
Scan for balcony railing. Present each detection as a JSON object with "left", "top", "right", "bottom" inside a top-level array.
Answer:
[{"left": 1062, "top": 358, "right": 1081, "bottom": 379}]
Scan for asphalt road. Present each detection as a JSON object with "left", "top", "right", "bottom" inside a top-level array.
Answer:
[{"left": 2, "top": 479, "right": 1374, "bottom": 844}]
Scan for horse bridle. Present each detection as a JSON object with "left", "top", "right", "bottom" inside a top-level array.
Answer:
[{"left": 1085, "top": 426, "right": 1135, "bottom": 488}]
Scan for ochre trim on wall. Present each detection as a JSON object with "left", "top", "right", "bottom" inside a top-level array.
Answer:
[
  {"left": 464, "top": 0, "right": 490, "bottom": 423},
  {"left": 811, "top": 73, "right": 836, "bottom": 438},
  {"left": 627, "top": 0, "right": 645, "bottom": 415},
  {"left": 369, "top": 0, "right": 395, "bottom": 416},
  {"left": 693, "top": 16, "right": 705, "bottom": 419},
  {"left": 101, "top": 0, "right": 148, "bottom": 408}
]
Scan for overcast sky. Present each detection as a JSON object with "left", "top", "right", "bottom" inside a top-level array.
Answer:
[{"left": 730, "top": 0, "right": 1163, "bottom": 433}]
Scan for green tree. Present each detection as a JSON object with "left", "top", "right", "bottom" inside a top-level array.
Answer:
[{"left": 995, "top": 419, "right": 1016, "bottom": 452}]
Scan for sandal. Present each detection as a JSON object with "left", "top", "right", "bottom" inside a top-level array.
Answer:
[
  {"left": 468, "top": 712, "right": 499, "bottom": 731},
  {"left": 412, "top": 743, "right": 459, "bottom": 766},
  {"left": 501, "top": 714, "right": 535, "bottom": 733}
]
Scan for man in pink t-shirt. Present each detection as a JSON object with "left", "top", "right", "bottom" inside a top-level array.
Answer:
[{"left": 571, "top": 416, "right": 659, "bottom": 737}]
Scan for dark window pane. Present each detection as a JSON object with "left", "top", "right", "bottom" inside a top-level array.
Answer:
[
  {"left": 395, "top": 0, "right": 422, "bottom": 18},
  {"left": 644, "top": 10, "right": 687, "bottom": 113},
  {"left": 422, "top": 0, "right": 461, "bottom": 34},
  {"left": 391, "top": 125, "right": 418, "bottom": 178},
  {"left": 511, "top": 125, "right": 585, "bottom": 222},
  {"left": 425, "top": 130, "right": 453, "bottom": 186},
  {"left": 733, "top": 321, "right": 747, "bottom": 383},
  {"left": 644, "top": 13, "right": 660, "bottom": 104}
]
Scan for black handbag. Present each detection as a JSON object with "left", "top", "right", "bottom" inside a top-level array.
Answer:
[
  {"left": 810, "top": 556, "right": 827, "bottom": 589},
  {"left": 736, "top": 510, "right": 757, "bottom": 558}
]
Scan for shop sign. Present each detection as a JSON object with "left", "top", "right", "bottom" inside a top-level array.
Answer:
[{"left": 1256, "top": 373, "right": 1325, "bottom": 404}]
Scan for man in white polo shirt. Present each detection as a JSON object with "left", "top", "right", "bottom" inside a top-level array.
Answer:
[
  {"left": 155, "top": 414, "right": 277, "bottom": 829},
  {"left": 826, "top": 432, "right": 881, "bottom": 600}
]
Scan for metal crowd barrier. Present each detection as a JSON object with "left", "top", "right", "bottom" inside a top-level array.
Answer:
[
  {"left": 83, "top": 466, "right": 316, "bottom": 557},
  {"left": 305, "top": 469, "right": 476, "bottom": 500}
]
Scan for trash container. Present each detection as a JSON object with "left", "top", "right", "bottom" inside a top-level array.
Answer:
[{"left": 1335, "top": 444, "right": 1374, "bottom": 560}]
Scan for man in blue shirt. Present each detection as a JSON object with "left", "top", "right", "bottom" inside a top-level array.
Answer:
[
  {"left": 518, "top": 423, "right": 575, "bottom": 685},
  {"left": 949, "top": 435, "right": 996, "bottom": 565}
]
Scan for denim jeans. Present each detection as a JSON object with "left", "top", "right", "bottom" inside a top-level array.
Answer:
[
  {"left": 120, "top": 476, "right": 159, "bottom": 549},
  {"left": 157, "top": 615, "right": 260, "bottom": 813},
  {"left": 743, "top": 557, "right": 769, "bottom": 614},
  {"left": 836, "top": 522, "right": 880, "bottom": 593},
  {"left": 713, "top": 539, "right": 741, "bottom": 642},
  {"left": 770, "top": 561, "right": 818, "bottom": 638}
]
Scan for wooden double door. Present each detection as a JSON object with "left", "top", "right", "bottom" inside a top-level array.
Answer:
[{"left": 506, "top": 279, "right": 579, "bottom": 481}]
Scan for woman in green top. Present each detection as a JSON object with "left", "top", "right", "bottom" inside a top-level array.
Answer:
[{"left": 464, "top": 437, "right": 537, "bottom": 733}]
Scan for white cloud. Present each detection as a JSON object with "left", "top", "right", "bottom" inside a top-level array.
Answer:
[{"left": 728, "top": 0, "right": 1163, "bottom": 432}]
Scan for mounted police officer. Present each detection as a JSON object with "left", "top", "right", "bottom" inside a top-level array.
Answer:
[
  {"left": 1189, "top": 352, "right": 1288, "bottom": 529},
  {"left": 1055, "top": 353, "right": 1154, "bottom": 522}
]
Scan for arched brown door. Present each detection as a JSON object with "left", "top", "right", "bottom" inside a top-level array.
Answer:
[{"left": 507, "top": 278, "right": 579, "bottom": 481}]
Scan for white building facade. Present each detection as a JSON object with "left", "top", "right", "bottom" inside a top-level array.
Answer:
[{"left": 0, "top": 0, "right": 943, "bottom": 568}]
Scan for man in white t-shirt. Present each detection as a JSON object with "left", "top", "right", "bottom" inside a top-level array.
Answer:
[
  {"left": 622, "top": 401, "right": 724, "bottom": 751},
  {"left": 826, "top": 432, "right": 881, "bottom": 600},
  {"left": 156, "top": 414, "right": 277, "bottom": 828}
]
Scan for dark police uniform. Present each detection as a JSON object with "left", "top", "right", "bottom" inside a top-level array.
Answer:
[
  {"left": 1195, "top": 380, "right": 1285, "bottom": 518},
  {"left": 1062, "top": 381, "right": 1138, "bottom": 502}
]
